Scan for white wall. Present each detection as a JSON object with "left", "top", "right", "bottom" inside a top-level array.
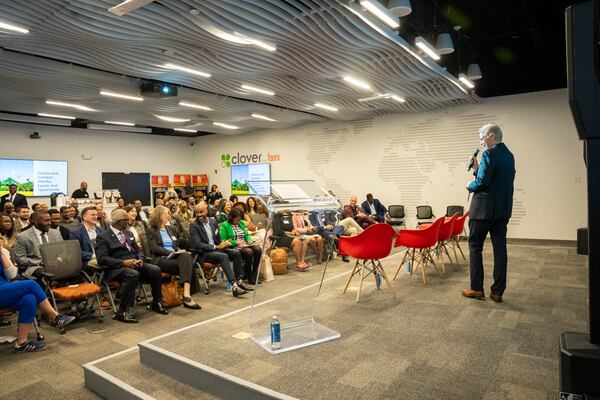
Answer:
[
  {"left": 0, "top": 122, "right": 196, "bottom": 205},
  {"left": 194, "top": 89, "right": 587, "bottom": 240}
]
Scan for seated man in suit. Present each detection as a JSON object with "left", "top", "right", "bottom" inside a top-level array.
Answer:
[
  {"left": 189, "top": 203, "right": 249, "bottom": 297},
  {"left": 1, "top": 184, "right": 28, "bottom": 209},
  {"left": 59, "top": 205, "right": 80, "bottom": 232},
  {"left": 13, "top": 211, "right": 63, "bottom": 277},
  {"left": 95, "top": 209, "right": 168, "bottom": 323},
  {"left": 342, "top": 195, "right": 377, "bottom": 229},
  {"left": 361, "top": 193, "right": 387, "bottom": 223},
  {"left": 14, "top": 206, "right": 31, "bottom": 233},
  {"left": 49, "top": 209, "right": 71, "bottom": 240},
  {"left": 70, "top": 206, "right": 104, "bottom": 268}
]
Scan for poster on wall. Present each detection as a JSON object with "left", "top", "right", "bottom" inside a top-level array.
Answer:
[
  {"left": 173, "top": 174, "right": 192, "bottom": 198},
  {"left": 151, "top": 175, "right": 169, "bottom": 205},
  {"left": 0, "top": 158, "right": 68, "bottom": 196},
  {"left": 231, "top": 163, "right": 271, "bottom": 195},
  {"left": 192, "top": 174, "right": 208, "bottom": 199}
]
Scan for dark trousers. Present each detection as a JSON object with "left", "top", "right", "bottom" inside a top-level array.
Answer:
[
  {"left": 104, "top": 262, "right": 162, "bottom": 312},
  {"left": 468, "top": 219, "right": 509, "bottom": 295},
  {"left": 203, "top": 248, "right": 243, "bottom": 282},
  {"left": 239, "top": 246, "right": 262, "bottom": 283},
  {"left": 156, "top": 252, "right": 199, "bottom": 294}
]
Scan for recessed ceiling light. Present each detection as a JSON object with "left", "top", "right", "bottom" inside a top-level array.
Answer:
[
  {"left": 314, "top": 103, "right": 338, "bottom": 112},
  {"left": 179, "top": 101, "right": 212, "bottom": 111},
  {"left": 251, "top": 113, "right": 277, "bottom": 122},
  {"left": 415, "top": 37, "right": 441, "bottom": 61},
  {"left": 174, "top": 128, "right": 197, "bottom": 133},
  {"left": 359, "top": 0, "right": 400, "bottom": 29},
  {"left": 108, "top": 0, "right": 154, "bottom": 16},
  {"left": 213, "top": 122, "right": 239, "bottom": 130},
  {"left": 162, "top": 63, "right": 211, "bottom": 78},
  {"left": 458, "top": 74, "right": 475, "bottom": 89},
  {"left": 0, "top": 20, "right": 29, "bottom": 34},
  {"left": 243, "top": 37, "right": 277, "bottom": 52},
  {"left": 390, "top": 95, "right": 406, "bottom": 103},
  {"left": 45, "top": 100, "right": 97, "bottom": 112},
  {"left": 241, "top": 84, "right": 275, "bottom": 96},
  {"left": 100, "top": 90, "right": 143, "bottom": 101},
  {"left": 155, "top": 115, "right": 190, "bottom": 123},
  {"left": 343, "top": 76, "right": 372, "bottom": 90},
  {"left": 38, "top": 113, "right": 76, "bottom": 120},
  {"left": 104, "top": 121, "right": 135, "bottom": 126}
]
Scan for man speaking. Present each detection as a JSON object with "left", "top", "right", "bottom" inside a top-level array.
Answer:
[{"left": 462, "top": 124, "right": 515, "bottom": 303}]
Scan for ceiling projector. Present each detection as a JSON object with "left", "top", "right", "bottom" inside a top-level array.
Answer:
[{"left": 139, "top": 81, "right": 178, "bottom": 98}]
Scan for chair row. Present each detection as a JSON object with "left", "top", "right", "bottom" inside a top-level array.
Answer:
[{"left": 386, "top": 204, "right": 465, "bottom": 228}]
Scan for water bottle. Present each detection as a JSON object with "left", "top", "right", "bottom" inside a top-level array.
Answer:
[
  {"left": 270, "top": 316, "right": 281, "bottom": 350},
  {"left": 405, "top": 260, "right": 411, "bottom": 274}
]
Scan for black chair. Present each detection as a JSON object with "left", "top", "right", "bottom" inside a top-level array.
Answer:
[
  {"left": 416, "top": 205, "right": 435, "bottom": 226},
  {"left": 446, "top": 205, "right": 464, "bottom": 217},
  {"left": 386, "top": 205, "right": 406, "bottom": 228}
]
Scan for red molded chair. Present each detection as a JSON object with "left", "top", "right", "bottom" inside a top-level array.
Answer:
[
  {"left": 449, "top": 211, "right": 469, "bottom": 262},
  {"left": 338, "top": 223, "right": 397, "bottom": 302},
  {"left": 435, "top": 213, "right": 459, "bottom": 272},
  {"left": 393, "top": 217, "right": 444, "bottom": 284}
]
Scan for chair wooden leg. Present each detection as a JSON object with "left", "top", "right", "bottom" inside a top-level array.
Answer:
[
  {"left": 356, "top": 261, "right": 365, "bottom": 303},
  {"left": 420, "top": 252, "right": 427, "bottom": 284},
  {"left": 456, "top": 239, "right": 466, "bottom": 261},
  {"left": 373, "top": 260, "right": 381, "bottom": 290},
  {"left": 377, "top": 260, "right": 397, "bottom": 299},
  {"left": 450, "top": 239, "right": 459, "bottom": 264},
  {"left": 394, "top": 249, "right": 410, "bottom": 280},
  {"left": 343, "top": 260, "right": 359, "bottom": 294},
  {"left": 438, "top": 243, "right": 446, "bottom": 273}
]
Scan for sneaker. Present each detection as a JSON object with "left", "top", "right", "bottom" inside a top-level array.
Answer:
[
  {"left": 49, "top": 314, "right": 76, "bottom": 329},
  {"left": 113, "top": 311, "right": 139, "bottom": 323},
  {"left": 14, "top": 340, "right": 47, "bottom": 354}
]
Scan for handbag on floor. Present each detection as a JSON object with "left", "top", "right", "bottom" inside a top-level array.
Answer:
[
  {"left": 161, "top": 277, "right": 183, "bottom": 308},
  {"left": 260, "top": 255, "right": 275, "bottom": 282}
]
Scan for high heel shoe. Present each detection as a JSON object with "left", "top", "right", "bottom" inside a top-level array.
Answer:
[
  {"left": 182, "top": 296, "right": 202, "bottom": 310},
  {"left": 232, "top": 284, "right": 248, "bottom": 297}
]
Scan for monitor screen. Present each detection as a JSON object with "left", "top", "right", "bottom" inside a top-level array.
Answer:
[
  {"left": 231, "top": 163, "right": 271, "bottom": 195},
  {"left": 0, "top": 158, "right": 68, "bottom": 197}
]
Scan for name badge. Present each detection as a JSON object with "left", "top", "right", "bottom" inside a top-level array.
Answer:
[{"left": 171, "top": 236, "right": 177, "bottom": 241}]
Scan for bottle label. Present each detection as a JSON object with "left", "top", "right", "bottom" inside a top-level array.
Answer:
[{"left": 271, "top": 322, "right": 281, "bottom": 343}]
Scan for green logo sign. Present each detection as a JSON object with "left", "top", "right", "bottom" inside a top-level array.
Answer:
[{"left": 221, "top": 153, "right": 231, "bottom": 168}]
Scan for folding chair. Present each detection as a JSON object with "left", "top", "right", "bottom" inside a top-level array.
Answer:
[
  {"left": 387, "top": 205, "right": 406, "bottom": 229},
  {"left": 192, "top": 253, "right": 223, "bottom": 295},
  {"left": 416, "top": 205, "right": 435, "bottom": 226}
]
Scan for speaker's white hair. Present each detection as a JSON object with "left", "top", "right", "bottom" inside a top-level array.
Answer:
[{"left": 479, "top": 123, "right": 503, "bottom": 142}]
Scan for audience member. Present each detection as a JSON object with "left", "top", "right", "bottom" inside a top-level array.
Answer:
[
  {"left": 0, "top": 213, "right": 17, "bottom": 250},
  {"left": 36, "top": 203, "right": 48, "bottom": 213},
  {"left": 31, "top": 203, "right": 40, "bottom": 212},
  {"left": 48, "top": 209, "right": 71, "bottom": 240},
  {"left": 95, "top": 209, "right": 168, "bottom": 323},
  {"left": 189, "top": 203, "right": 249, "bottom": 297},
  {"left": 0, "top": 184, "right": 28, "bottom": 209},
  {"left": 133, "top": 200, "right": 149, "bottom": 222},
  {"left": 59, "top": 205, "right": 80, "bottom": 232},
  {"left": 14, "top": 211, "right": 63, "bottom": 276},
  {"left": 0, "top": 244, "right": 75, "bottom": 353},
  {"left": 271, "top": 212, "right": 310, "bottom": 271},
  {"left": 116, "top": 197, "right": 125, "bottom": 209},
  {"left": 342, "top": 195, "right": 377, "bottom": 229},
  {"left": 175, "top": 200, "right": 193, "bottom": 223},
  {"left": 256, "top": 202, "right": 269, "bottom": 216},
  {"left": 70, "top": 199, "right": 82, "bottom": 222},
  {"left": 216, "top": 200, "right": 233, "bottom": 223},
  {"left": 165, "top": 184, "right": 178, "bottom": 201},
  {"left": 14, "top": 206, "right": 31, "bottom": 233},
  {"left": 155, "top": 198, "right": 165, "bottom": 206},
  {"left": 233, "top": 202, "right": 257, "bottom": 232},
  {"left": 187, "top": 196, "right": 197, "bottom": 207},
  {"left": 70, "top": 207, "right": 104, "bottom": 268},
  {"left": 95, "top": 203, "right": 110, "bottom": 231},
  {"left": 124, "top": 205, "right": 148, "bottom": 255},
  {"left": 3, "top": 202, "right": 16, "bottom": 219},
  {"left": 146, "top": 205, "right": 200, "bottom": 310},
  {"left": 220, "top": 208, "right": 261, "bottom": 284},
  {"left": 246, "top": 197, "right": 259, "bottom": 216},
  {"left": 292, "top": 211, "right": 324, "bottom": 265},
  {"left": 207, "top": 185, "right": 222, "bottom": 205},
  {"left": 361, "top": 193, "right": 387, "bottom": 223},
  {"left": 71, "top": 181, "right": 89, "bottom": 199},
  {"left": 229, "top": 195, "right": 239, "bottom": 204}
]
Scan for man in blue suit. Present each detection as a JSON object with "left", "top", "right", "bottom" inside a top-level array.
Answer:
[
  {"left": 462, "top": 124, "right": 515, "bottom": 303},
  {"left": 361, "top": 194, "right": 387, "bottom": 223},
  {"left": 70, "top": 206, "right": 104, "bottom": 268}
]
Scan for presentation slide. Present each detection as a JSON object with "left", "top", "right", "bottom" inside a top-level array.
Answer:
[
  {"left": 231, "top": 163, "right": 271, "bottom": 195},
  {"left": 0, "top": 158, "right": 68, "bottom": 197}
]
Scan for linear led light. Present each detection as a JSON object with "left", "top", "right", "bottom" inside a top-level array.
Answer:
[
  {"left": 200, "top": 24, "right": 277, "bottom": 52},
  {"left": 179, "top": 101, "right": 212, "bottom": 111},
  {"left": 0, "top": 112, "right": 71, "bottom": 126},
  {"left": 174, "top": 128, "right": 197, "bottom": 133},
  {"left": 88, "top": 124, "right": 151, "bottom": 133},
  {"left": 246, "top": 38, "right": 276, "bottom": 52},
  {"left": 108, "top": 0, "right": 154, "bottom": 16},
  {"left": 213, "top": 122, "right": 239, "bottom": 130},
  {"left": 415, "top": 37, "right": 441, "bottom": 61},
  {"left": 162, "top": 63, "right": 211, "bottom": 78},
  {"left": 0, "top": 20, "right": 29, "bottom": 34},
  {"left": 358, "top": 93, "right": 390, "bottom": 102},
  {"left": 343, "top": 76, "right": 371, "bottom": 90},
  {"left": 251, "top": 113, "right": 277, "bottom": 122},
  {"left": 104, "top": 121, "right": 135, "bottom": 126},
  {"left": 241, "top": 84, "right": 275, "bottom": 96},
  {"left": 390, "top": 94, "right": 406, "bottom": 103},
  {"left": 314, "top": 103, "right": 338, "bottom": 112},
  {"left": 458, "top": 74, "right": 475, "bottom": 89},
  {"left": 359, "top": 0, "right": 400, "bottom": 29},
  {"left": 37, "top": 113, "right": 76, "bottom": 120},
  {"left": 100, "top": 90, "right": 143, "bottom": 101},
  {"left": 45, "top": 100, "right": 97, "bottom": 112},
  {"left": 155, "top": 115, "right": 190, "bottom": 123}
]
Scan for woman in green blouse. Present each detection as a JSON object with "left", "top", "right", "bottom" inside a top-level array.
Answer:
[{"left": 220, "top": 208, "right": 261, "bottom": 285}]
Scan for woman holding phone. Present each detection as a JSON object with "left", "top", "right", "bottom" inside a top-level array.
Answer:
[{"left": 220, "top": 208, "right": 261, "bottom": 285}]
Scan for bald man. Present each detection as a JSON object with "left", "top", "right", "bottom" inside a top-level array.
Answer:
[{"left": 342, "top": 195, "right": 377, "bottom": 229}]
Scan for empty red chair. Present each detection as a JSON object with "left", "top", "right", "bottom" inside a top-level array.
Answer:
[
  {"left": 448, "top": 211, "right": 469, "bottom": 262},
  {"left": 393, "top": 217, "right": 444, "bottom": 284},
  {"left": 435, "top": 213, "right": 459, "bottom": 272},
  {"left": 338, "top": 223, "right": 397, "bottom": 302}
]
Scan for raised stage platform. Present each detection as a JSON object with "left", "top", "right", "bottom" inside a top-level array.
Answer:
[{"left": 84, "top": 243, "right": 587, "bottom": 400}]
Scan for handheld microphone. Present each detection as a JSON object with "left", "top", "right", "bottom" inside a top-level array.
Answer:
[{"left": 467, "top": 148, "right": 480, "bottom": 171}]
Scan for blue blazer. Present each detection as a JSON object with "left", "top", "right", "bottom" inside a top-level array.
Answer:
[
  {"left": 361, "top": 199, "right": 387, "bottom": 219},
  {"left": 70, "top": 224, "right": 105, "bottom": 266},
  {"left": 467, "top": 143, "right": 516, "bottom": 220}
]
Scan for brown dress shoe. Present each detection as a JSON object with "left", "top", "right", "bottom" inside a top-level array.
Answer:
[
  {"left": 490, "top": 293, "right": 503, "bottom": 303},
  {"left": 462, "top": 289, "right": 485, "bottom": 299}
]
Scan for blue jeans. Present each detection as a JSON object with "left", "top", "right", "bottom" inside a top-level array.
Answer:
[{"left": 0, "top": 280, "right": 47, "bottom": 324}]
